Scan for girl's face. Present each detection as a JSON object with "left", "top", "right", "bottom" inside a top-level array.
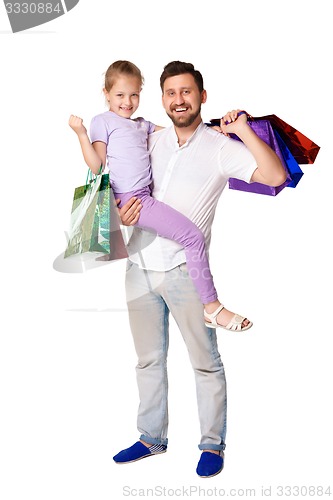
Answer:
[{"left": 104, "top": 75, "right": 141, "bottom": 119}]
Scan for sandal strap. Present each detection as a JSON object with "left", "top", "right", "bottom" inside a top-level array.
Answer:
[
  {"left": 225, "top": 314, "right": 247, "bottom": 331},
  {"left": 204, "top": 304, "right": 225, "bottom": 326}
]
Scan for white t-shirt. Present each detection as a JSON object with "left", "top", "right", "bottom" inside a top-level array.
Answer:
[{"left": 127, "top": 122, "right": 257, "bottom": 271}]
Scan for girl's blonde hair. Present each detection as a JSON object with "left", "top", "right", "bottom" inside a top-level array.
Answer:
[{"left": 104, "top": 60, "right": 144, "bottom": 91}]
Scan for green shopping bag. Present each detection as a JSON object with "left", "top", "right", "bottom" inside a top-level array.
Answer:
[{"left": 64, "top": 169, "right": 128, "bottom": 259}]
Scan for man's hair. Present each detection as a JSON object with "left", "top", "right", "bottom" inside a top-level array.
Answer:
[{"left": 160, "top": 61, "right": 204, "bottom": 93}]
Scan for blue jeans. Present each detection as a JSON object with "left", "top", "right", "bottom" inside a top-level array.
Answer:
[{"left": 125, "top": 261, "right": 227, "bottom": 451}]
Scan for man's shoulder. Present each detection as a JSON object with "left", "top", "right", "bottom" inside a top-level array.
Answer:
[
  {"left": 201, "top": 123, "right": 228, "bottom": 144},
  {"left": 148, "top": 125, "right": 172, "bottom": 146},
  {"left": 152, "top": 125, "right": 173, "bottom": 136}
]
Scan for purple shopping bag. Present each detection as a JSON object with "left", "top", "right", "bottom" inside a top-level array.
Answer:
[
  {"left": 228, "top": 120, "right": 291, "bottom": 196},
  {"left": 209, "top": 112, "right": 319, "bottom": 196}
]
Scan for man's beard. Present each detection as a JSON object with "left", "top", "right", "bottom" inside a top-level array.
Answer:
[{"left": 166, "top": 105, "right": 201, "bottom": 128}]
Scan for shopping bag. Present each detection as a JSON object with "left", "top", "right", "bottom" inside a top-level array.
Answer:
[
  {"left": 64, "top": 170, "right": 128, "bottom": 260},
  {"left": 209, "top": 112, "right": 319, "bottom": 195},
  {"left": 229, "top": 121, "right": 305, "bottom": 195},
  {"left": 229, "top": 120, "right": 295, "bottom": 195},
  {"left": 251, "top": 114, "right": 320, "bottom": 164},
  {"left": 274, "top": 130, "right": 304, "bottom": 188},
  {"left": 209, "top": 115, "right": 309, "bottom": 196}
]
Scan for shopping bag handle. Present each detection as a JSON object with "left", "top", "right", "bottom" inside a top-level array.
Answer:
[
  {"left": 84, "top": 165, "right": 104, "bottom": 193},
  {"left": 85, "top": 165, "right": 104, "bottom": 186},
  {"left": 207, "top": 111, "right": 253, "bottom": 127},
  {"left": 224, "top": 110, "right": 253, "bottom": 124}
]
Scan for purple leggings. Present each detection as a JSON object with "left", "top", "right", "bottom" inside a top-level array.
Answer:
[{"left": 115, "top": 185, "right": 218, "bottom": 304}]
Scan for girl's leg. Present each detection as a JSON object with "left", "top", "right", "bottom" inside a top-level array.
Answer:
[
  {"left": 117, "top": 188, "right": 250, "bottom": 328},
  {"left": 122, "top": 189, "right": 218, "bottom": 304}
]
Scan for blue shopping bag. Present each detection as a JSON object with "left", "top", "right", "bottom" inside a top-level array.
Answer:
[{"left": 274, "top": 130, "right": 304, "bottom": 188}]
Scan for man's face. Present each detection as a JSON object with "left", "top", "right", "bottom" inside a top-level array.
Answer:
[{"left": 162, "top": 73, "right": 207, "bottom": 128}]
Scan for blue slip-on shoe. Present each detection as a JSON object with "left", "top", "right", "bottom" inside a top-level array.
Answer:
[
  {"left": 196, "top": 451, "right": 224, "bottom": 478},
  {"left": 113, "top": 441, "right": 166, "bottom": 464}
]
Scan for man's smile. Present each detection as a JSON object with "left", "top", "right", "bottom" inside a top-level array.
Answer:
[{"left": 172, "top": 106, "right": 190, "bottom": 114}]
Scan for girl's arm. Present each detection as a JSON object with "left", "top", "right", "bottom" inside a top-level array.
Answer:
[
  {"left": 153, "top": 125, "right": 164, "bottom": 132},
  {"left": 69, "top": 115, "right": 106, "bottom": 175},
  {"left": 221, "top": 110, "right": 287, "bottom": 187}
]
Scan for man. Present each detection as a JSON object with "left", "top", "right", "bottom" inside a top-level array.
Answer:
[{"left": 113, "top": 61, "right": 286, "bottom": 477}]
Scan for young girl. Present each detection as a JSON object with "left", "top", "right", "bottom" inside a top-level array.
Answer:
[{"left": 69, "top": 60, "right": 252, "bottom": 332}]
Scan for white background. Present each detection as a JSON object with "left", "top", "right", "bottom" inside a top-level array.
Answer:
[{"left": 1, "top": 1, "right": 332, "bottom": 498}]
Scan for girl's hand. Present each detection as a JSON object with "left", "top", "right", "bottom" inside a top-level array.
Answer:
[
  {"left": 68, "top": 115, "right": 87, "bottom": 136},
  {"left": 220, "top": 109, "right": 248, "bottom": 137}
]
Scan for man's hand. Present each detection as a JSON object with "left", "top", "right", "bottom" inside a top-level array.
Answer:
[
  {"left": 220, "top": 110, "right": 287, "bottom": 186},
  {"left": 117, "top": 197, "right": 142, "bottom": 226},
  {"left": 69, "top": 114, "right": 88, "bottom": 136},
  {"left": 211, "top": 125, "right": 222, "bottom": 133},
  {"left": 220, "top": 109, "right": 248, "bottom": 137}
]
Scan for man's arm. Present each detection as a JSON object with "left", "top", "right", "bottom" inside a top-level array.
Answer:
[{"left": 221, "top": 110, "right": 287, "bottom": 187}]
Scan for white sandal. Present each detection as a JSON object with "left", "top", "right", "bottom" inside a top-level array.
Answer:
[{"left": 204, "top": 304, "right": 253, "bottom": 332}]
